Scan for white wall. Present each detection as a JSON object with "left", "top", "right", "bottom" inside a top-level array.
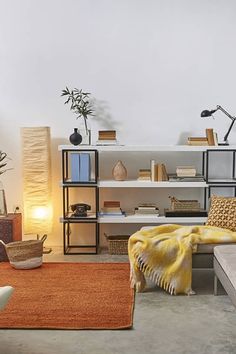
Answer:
[{"left": 1, "top": 0, "right": 236, "bottom": 245}]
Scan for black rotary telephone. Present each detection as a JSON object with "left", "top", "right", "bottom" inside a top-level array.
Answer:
[{"left": 71, "top": 203, "right": 91, "bottom": 217}]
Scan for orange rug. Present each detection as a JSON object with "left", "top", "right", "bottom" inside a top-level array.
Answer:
[{"left": 0, "top": 262, "right": 134, "bottom": 329}]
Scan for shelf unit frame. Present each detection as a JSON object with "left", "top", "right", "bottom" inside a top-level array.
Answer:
[
  {"left": 204, "top": 149, "right": 236, "bottom": 205},
  {"left": 59, "top": 145, "right": 236, "bottom": 253},
  {"left": 61, "top": 148, "right": 99, "bottom": 255}
]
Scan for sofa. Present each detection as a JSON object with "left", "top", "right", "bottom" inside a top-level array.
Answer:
[{"left": 214, "top": 245, "right": 236, "bottom": 307}]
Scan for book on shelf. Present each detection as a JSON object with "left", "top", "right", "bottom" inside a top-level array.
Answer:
[
  {"left": 99, "top": 211, "right": 126, "bottom": 217},
  {"left": 176, "top": 166, "right": 196, "bottom": 177},
  {"left": 168, "top": 174, "right": 205, "bottom": 182},
  {"left": 135, "top": 206, "right": 159, "bottom": 210},
  {"left": 187, "top": 137, "right": 208, "bottom": 146},
  {"left": 101, "top": 207, "right": 122, "bottom": 213},
  {"left": 150, "top": 160, "right": 155, "bottom": 181},
  {"left": 206, "top": 128, "right": 215, "bottom": 146},
  {"left": 213, "top": 132, "right": 218, "bottom": 146},
  {"left": 164, "top": 209, "right": 208, "bottom": 217},
  {"left": 71, "top": 153, "right": 80, "bottom": 182},
  {"left": 157, "top": 163, "right": 168, "bottom": 181},
  {"left": 134, "top": 203, "right": 159, "bottom": 215},
  {"left": 70, "top": 152, "right": 91, "bottom": 182},
  {"left": 138, "top": 169, "right": 151, "bottom": 180},
  {"left": 79, "top": 153, "right": 91, "bottom": 182},
  {"left": 134, "top": 209, "right": 159, "bottom": 215},
  {"left": 98, "top": 130, "right": 116, "bottom": 140},
  {"left": 103, "top": 201, "right": 120, "bottom": 208},
  {"left": 150, "top": 160, "right": 168, "bottom": 181},
  {"left": 96, "top": 139, "right": 119, "bottom": 145},
  {"left": 137, "top": 203, "right": 158, "bottom": 208},
  {"left": 100, "top": 206, "right": 123, "bottom": 215},
  {"left": 128, "top": 213, "right": 160, "bottom": 218}
]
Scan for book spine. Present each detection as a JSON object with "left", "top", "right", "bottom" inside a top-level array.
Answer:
[
  {"left": 162, "top": 164, "right": 168, "bottom": 181},
  {"left": 154, "top": 164, "right": 159, "bottom": 181},
  {"left": 206, "top": 129, "right": 215, "bottom": 146},
  {"left": 71, "top": 153, "right": 80, "bottom": 182},
  {"left": 79, "top": 153, "right": 91, "bottom": 182},
  {"left": 150, "top": 160, "right": 155, "bottom": 181},
  {"left": 213, "top": 132, "right": 218, "bottom": 146},
  {"left": 157, "top": 163, "right": 163, "bottom": 181}
]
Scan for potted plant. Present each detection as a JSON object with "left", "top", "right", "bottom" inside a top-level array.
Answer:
[
  {"left": 0, "top": 151, "right": 11, "bottom": 216},
  {"left": 0, "top": 151, "right": 10, "bottom": 176},
  {"left": 61, "top": 87, "right": 94, "bottom": 145}
]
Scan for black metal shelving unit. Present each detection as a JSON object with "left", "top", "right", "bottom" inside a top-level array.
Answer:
[
  {"left": 203, "top": 148, "right": 236, "bottom": 208},
  {"left": 61, "top": 148, "right": 99, "bottom": 254}
]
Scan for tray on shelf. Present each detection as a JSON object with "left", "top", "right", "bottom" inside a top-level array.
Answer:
[{"left": 165, "top": 209, "right": 208, "bottom": 217}]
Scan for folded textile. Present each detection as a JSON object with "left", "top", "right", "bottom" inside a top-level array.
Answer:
[{"left": 128, "top": 224, "right": 236, "bottom": 295}]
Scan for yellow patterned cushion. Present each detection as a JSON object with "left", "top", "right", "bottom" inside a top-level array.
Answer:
[{"left": 206, "top": 195, "right": 236, "bottom": 231}]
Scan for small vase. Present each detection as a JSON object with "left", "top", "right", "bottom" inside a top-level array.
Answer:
[
  {"left": 79, "top": 129, "right": 91, "bottom": 145},
  {"left": 112, "top": 160, "right": 127, "bottom": 181},
  {"left": 69, "top": 128, "right": 82, "bottom": 146},
  {"left": 77, "top": 120, "right": 91, "bottom": 145}
]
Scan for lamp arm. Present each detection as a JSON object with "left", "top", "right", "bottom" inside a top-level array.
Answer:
[
  {"left": 215, "top": 105, "right": 236, "bottom": 143},
  {"left": 223, "top": 118, "right": 236, "bottom": 143},
  {"left": 217, "top": 105, "right": 235, "bottom": 121}
]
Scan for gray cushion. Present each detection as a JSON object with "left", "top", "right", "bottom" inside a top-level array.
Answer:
[
  {"left": 196, "top": 243, "right": 236, "bottom": 253},
  {"left": 214, "top": 245, "right": 236, "bottom": 290}
]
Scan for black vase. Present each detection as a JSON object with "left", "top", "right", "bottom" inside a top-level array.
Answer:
[{"left": 69, "top": 128, "right": 82, "bottom": 146}]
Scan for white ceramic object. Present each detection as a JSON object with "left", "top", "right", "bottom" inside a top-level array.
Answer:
[{"left": 0, "top": 286, "right": 14, "bottom": 310}]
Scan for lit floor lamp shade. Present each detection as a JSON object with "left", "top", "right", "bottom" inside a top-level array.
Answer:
[{"left": 21, "top": 127, "right": 52, "bottom": 236}]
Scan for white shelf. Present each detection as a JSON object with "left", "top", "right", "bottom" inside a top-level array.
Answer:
[
  {"left": 98, "top": 215, "right": 207, "bottom": 224},
  {"left": 59, "top": 144, "right": 236, "bottom": 152},
  {"left": 98, "top": 180, "right": 207, "bottom": 188}
]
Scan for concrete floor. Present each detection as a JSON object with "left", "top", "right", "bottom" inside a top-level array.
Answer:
[{"left": 1, "top": 248, "right": 236, "bottom": 354}]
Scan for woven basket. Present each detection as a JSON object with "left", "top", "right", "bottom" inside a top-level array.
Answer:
[
  {"left": 0, "top": 235, "right": 47, "bottom": 269},
  {"left": 169, "top": 196, "right": 200, "bottom": 211},
  {"left": 105, "top": 234, "right": 130, "bottom": 255}
]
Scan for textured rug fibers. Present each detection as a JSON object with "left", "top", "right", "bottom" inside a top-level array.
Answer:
[{"left": 0, "top": 262, "right": 134, "bottom": 329}]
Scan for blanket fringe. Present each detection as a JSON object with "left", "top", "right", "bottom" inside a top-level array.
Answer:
[{"left": 135, "top": 252, "right": 176, "bottom": 295}]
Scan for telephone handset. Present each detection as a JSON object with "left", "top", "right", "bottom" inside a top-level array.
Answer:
[{"left": 71, "top": 203, "right": 91, "bottom": 217}]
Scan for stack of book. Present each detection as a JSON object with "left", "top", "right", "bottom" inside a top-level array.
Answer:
[
  {"left": 168, "top": 174, "right": 205, "bottom": 182},
  {"left": 168, "top": 166, "right": 205, "bottom": 182},
  {"left": 176, "top": 166, "right": 196, "bottom": 177},
  {"left": 96, "top": 130, "right": 118, "bottom": 145},
  {"left": 137, "top": 169, "right": 151, "bottom": 181},
  {"left": 188, "top": 128, "right": 218, "bottom": 146},
  {"left": 99, "top": 200, "right": 125, "bottom": 217},
  {"left": 134, "top": 203, "right": 159, "bottom": 216},
  {"left": 150, "top": 160, "right": 168, "bottom": 181}
]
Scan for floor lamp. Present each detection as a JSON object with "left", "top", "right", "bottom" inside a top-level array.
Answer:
[{"left": 21, "top": 127, "right": 53, "bottom": 253}]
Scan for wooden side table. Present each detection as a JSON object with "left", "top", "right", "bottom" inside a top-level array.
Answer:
[{"left": 0, "top": 213, "right": 22, "bottom": 261}]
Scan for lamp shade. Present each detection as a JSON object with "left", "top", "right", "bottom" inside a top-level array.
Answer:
[
  {"left": 21, "top": 127, "right": 52, "bottom": 235},
  {"left": 201, "top": 109, "right": 217, "bottom": 117}
]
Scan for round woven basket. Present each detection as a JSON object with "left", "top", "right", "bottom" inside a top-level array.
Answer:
[{"left": 0, "top": 235, "right": 47, "bottom": 269}]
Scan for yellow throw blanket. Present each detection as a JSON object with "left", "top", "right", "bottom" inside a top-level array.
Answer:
[{"left": 128, "top": 224, "right": 236, "bottom": 295}]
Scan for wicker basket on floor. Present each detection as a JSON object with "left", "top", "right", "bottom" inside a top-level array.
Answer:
[
  {"left": 105, "top": 234, "right": 130, "bottom": 255},
  {"left": 0, "top": 235, "right": 47, "bottom": 269}
]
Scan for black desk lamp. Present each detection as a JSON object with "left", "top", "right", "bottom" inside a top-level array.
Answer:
[{"left": 201, "top": 105, "right": 236, "bottom": 145}]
